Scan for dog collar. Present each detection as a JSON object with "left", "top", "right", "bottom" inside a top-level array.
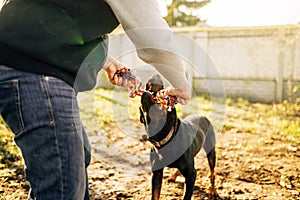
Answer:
[
  {"left": 156, "top": 126, "right": 174, "bottom": 147},
  {"left": 142, "top": 126, "right": 175, "bottom": 148}
]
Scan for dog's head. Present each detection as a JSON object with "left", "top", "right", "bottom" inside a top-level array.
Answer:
[
  {"left": 145, "top": 74, "right": 164, "bottom": 95},
  {"left": 140, "top": 75, "right": 176, "bottom": 138}
]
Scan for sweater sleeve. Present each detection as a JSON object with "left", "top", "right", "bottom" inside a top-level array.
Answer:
[{"left": 105, "top": 0, "right": 189, "bottom": 89}]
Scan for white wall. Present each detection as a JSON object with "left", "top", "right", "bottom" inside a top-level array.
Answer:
[{"left": 101, "top": 25, "right": 300, "bottom": 103}]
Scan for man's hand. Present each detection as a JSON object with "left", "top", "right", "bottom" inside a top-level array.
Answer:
[
  {"left": 157, "top": 84, "right": 192, "bottom": 105},
  {"left": 103, "top": 56, "right": 131, "bottom": 88}
]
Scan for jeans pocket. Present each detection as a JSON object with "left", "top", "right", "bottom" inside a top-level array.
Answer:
[{"left": 0, "top": 79, "right": 25, "bottom": 134}]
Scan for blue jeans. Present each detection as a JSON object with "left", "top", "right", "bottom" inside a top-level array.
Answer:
[{"left": 0, "top": 65, "right": 91, "bottom": 200}]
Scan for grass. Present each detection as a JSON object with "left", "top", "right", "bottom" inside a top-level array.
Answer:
[
  {"left": 0, "top": 118, "right": 23, "bottom": 172},
  {"left": 224, "top": 97, "right": 300, "bottom": 137},
  {"left": 78, "top": 89, "right": 228, "bottom": 134},
  {"left": 77, "top": 88, "right": 300, "bottom": 138},
  {"left": 0, "top": 117, "right": 27, "bottom": 198}
]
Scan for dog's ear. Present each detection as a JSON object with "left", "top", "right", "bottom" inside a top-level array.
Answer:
[
  {"left": 145, "top": 74, "right": 164, "bottom": 93},
  {"left": 145, "top": 82, "right": 152, "bottom": 91}
]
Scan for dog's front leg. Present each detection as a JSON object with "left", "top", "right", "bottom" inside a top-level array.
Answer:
[
  {"left": 181, "top": 168, "right": 196, "bottom": 200},
  {"left": 152, "top": 169, "right": 163, "bottom": 200}
]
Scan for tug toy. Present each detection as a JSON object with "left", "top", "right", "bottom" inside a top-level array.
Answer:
[
  {"left": 115, "top": 68, "right": 177, "bottom": 111},
  {"left": 114, "top": 68, "right": 144, "bottom": 98},
  {"left": 153, "top": 95, "right": 177, "bottom": 112}
]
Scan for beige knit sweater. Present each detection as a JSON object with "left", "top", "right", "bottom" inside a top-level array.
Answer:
[{"left": 105, "top": 0, "right": 188, "bottom": 89}]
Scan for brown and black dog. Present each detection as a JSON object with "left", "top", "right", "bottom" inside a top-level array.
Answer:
[{"left": 140, "top": 75, "right": 217, "bottom": 200}]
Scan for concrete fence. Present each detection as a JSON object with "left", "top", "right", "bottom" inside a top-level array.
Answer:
[{"left": 100, "top": 25, "right": 300, "bottom": 103}]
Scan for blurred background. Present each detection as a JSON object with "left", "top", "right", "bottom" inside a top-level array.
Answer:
[
  {"left": 102, "top": 0, "right": 300, "bottom": 103},
  {"left": 159, "top": 0, "right": 300, "bottom": 27}
]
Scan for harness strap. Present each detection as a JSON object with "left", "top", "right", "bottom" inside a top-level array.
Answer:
[{"left": 155, "top": 126, "right": 174, "bottom": 147}]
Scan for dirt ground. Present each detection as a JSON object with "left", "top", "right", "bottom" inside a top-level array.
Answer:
[
  {"left": 86, "top": 121, "right": 300, "bottom": 200},
  {"left": 1, "top": 107, "right": 300, "bottom": 200}
]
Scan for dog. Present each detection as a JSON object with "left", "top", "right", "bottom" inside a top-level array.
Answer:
[{"left": 139, "top": 74, "right": 217, "bottom": 200}]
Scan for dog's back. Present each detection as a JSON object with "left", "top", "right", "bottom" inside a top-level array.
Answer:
[
  {"left": 181, "top": 114, "right": 216, "bottom": 156},
  {"left": 152, "top": 114, "right": 215, "bottom": 168}
]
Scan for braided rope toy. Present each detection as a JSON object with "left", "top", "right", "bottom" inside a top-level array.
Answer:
[{"left": 115, "top": 68, "right": 177, "bottom": 111}]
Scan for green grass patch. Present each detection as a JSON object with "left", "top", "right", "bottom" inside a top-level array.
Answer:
[
  {"left": 224, "top": 97, "right": 300, "bottom": 137},
  {"left": 0, "top": 117, "right": 25, "bottom": 196},
  {"left": 78, "top": 89, "right": 299, "bottom": 138},
  {"left": 0, "top": 118, "right": 23, "bottom": 170}
]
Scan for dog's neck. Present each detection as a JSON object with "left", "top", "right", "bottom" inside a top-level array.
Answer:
[{"left": 147, "top": 108, "right": 179, "bottom": 148}]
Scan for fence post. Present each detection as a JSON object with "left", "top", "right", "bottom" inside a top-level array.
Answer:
[{"left": 276, "top": 29, "right": 285, "bottom": 103}]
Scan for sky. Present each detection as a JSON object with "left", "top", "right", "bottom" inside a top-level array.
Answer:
[{"left": 158, "top": 0, "right": 300, "bottom": 27}]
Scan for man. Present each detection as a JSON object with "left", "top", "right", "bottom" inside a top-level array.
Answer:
[{"left": 0, "top": 0, "right": 191, "bottom": 199}]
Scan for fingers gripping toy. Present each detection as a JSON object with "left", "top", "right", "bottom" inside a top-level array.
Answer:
[{"left": 115, "top": 68, "right": 177, "bottom": 111}]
